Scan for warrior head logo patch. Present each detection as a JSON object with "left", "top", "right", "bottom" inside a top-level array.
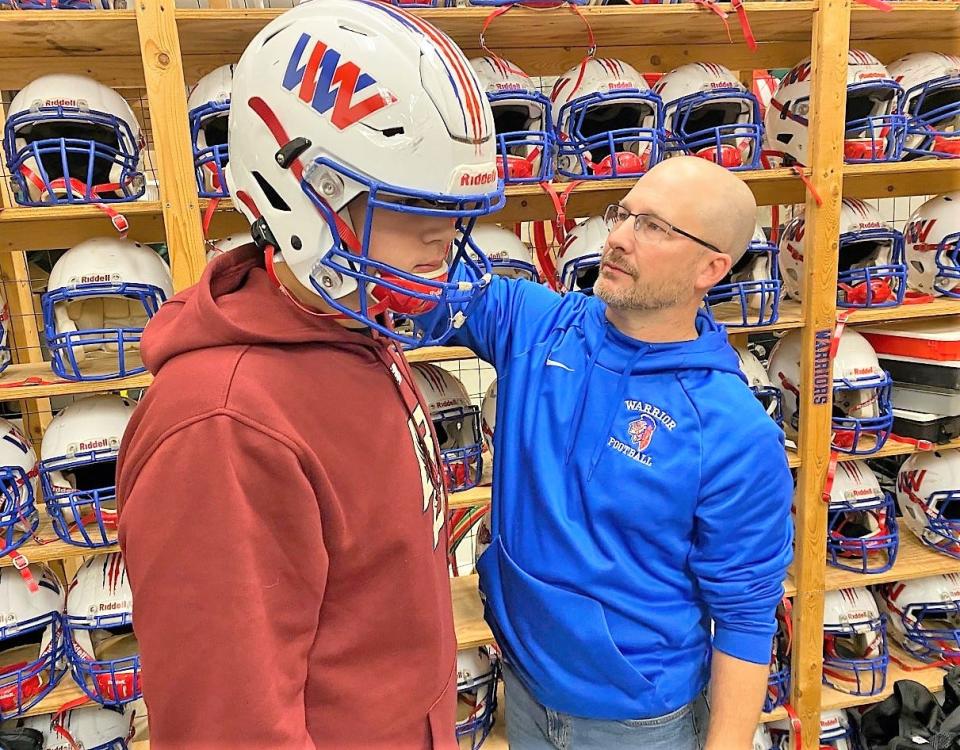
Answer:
[{"left": 628, "top": 415, "right": 657, "bottom": 452}]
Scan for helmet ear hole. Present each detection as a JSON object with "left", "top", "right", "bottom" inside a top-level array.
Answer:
[{"left": 252, "top": 171, "right": 290, "bottom": 212}]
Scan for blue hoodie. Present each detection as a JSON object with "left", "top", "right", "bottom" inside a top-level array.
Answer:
[{"left": 429, "top": 272, "right": 793, "bottom": 721}]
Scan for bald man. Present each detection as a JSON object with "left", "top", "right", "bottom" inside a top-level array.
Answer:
[{"left": 420, "top": 157, "right": 793, "bottom": 750}]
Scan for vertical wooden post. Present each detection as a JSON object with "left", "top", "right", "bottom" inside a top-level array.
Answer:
[
  {"left": 135, "top": 0, "right": 207, "bottom": 291},
  {"left": 790, "top": 0, "right": 851, "bottom": 746}
]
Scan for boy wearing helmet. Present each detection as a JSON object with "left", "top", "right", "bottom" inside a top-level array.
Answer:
[{"left": 116, "top": 2, "right": 502, "bottom": 748}]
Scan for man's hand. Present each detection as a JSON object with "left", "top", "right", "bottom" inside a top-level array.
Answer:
[{"left": 703, "top": 649, "right": 769, "bottom": 750}]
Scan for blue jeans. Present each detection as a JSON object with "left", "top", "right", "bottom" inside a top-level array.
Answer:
[{"left": 502, "top": 663, "right": 709, "bottom": 750}]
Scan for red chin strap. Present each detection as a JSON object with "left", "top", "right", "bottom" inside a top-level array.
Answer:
[
  {"left": 694, "top": 143, "right": 746, "bottom": 169},
  {"left": 19, "top": 167, "right": 130, "bottom": 235},
  {"left": 95, "top": 670, "right": 140, "bottom": 704},
  {"left": 591, "top": 151, "right": 648, "bottom": 177},
  {"left": 498, "top": 150, "right": 541, "bottom": 180},
  {"left": 0, "top": 669, "right": 41, "bottom": 712},
  {"left": 370, "top": 270, "right": 446, "bottom": 317},
  {"left": 844, "top": 138, "right": 887, "bottom": 161},
  {"left": 838, "top": 278, "right": 896, "bottom": 306},
  {"left": 932, "top": 135, "right": 960, "bottom": 157}
]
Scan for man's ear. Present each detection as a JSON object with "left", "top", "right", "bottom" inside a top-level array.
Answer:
[{"left": 698, "top": 251, "right": 733, "bottom": 293}]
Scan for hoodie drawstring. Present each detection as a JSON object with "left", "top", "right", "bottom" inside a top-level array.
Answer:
[
  {"left": 563, "top": 327, "right": 604, "bottom": 466},
  {"left": 586, "top": 347, "right": 647, "bottom": 480}
]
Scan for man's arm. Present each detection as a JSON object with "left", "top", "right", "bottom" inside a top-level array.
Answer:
[
  {"left": 118, "top": 415, "right": 326, "bottom": 750},
  {"left": 705, "top": 651, "right": 769, "bottom": 750}
]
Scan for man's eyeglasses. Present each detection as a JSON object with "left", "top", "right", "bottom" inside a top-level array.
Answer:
[{"left": 603, "top": 204, "right": 722, "bottom": 254}]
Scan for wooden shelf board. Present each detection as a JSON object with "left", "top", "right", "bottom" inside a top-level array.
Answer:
[
  {"left": 21, "top": 678, "right": 87, "bottom": 719},
  {"left": 0, "top": 361, "right": 152, "bottom": 402},
  {"left": 847, "top": 298, "right": 960, "bottom": 326},
  {"left": 0, "top": 202, "right": 168, "bottom": 253},
  {"left": 1, "top": 534, "right": 110, "bottom": 570},
  {"left": 824, "top": 530, "right": 960, "bottom": 592},
  {"left": 452, "top": 574, "right": 494, "bottom": 650},
  {"left": 0, "top": 12, "right": 140, "bottom": 59},
  {"left": 851, "top": 2, "right": 960, "bottom": 44},
  {"left": 839, "top": 435, "right": 960, "bottom": 464},
  {"left": 842, "top": 160, "right": 960, "bottom": 201},
  {"left": 449, "top": 486, "right": 492, "bottom": 510},
  {"left": 406, "top": 347, "right": 478, "bottom": 364}
]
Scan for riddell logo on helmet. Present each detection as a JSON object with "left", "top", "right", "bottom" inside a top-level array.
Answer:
[
  {"left": 608, "top": 82, "right": 633, "bottom": 90},
  {"left": 43, "top": 98, "right": 84, "bottom": 108},
  {"left": 79, "top": 274, "right": 114, "bottom": 284},
  {"left": 96, "top": 602, "right": 127, "bottom": 613},
  {"left": 460, "top": 170, "right": 497, "bottom": 188},
  {"left": 493, "top": 83, "right": 523, "bottom": 92},
  {"left": 76, "top": 438, "right": 111, "bottom": 452}
]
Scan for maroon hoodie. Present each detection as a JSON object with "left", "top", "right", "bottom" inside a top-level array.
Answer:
[{"left": 116, "top": 244, "right": 458, "bottom": 750}]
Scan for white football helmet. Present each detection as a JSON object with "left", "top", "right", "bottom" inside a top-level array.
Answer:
[
  {"left": 898, "top": 449, "right": 960, "bottom": 560},
  {"left": 888, "top": 52, "right": 960, "bottom": 160},
  {"left": 876, "top": 573, "right": 960, "bottom": 665},
  {"left": 469, "top": 57, "right": 554, "bottom": 184},
  {"left": 39, "top": 394, "right": 136, "bottom": 549},
  {"left": 20, "top": 706, "right": 135, "bottom": 750},
  {"left": 551, "top": 59, "right": 664, "bottom": 180},
  {"left": 456, "top": 647, "right": 500, "bottom": 749},
  {"left": 465, "top": 225, "right": 539, "bottom": 282},
  {"left": 66, "top": 553, "right": 140, "bottom": 706},
  {"left": 766, "top": 50, "right": 906, "bottom": 166},
  {"left": 224, "top": 0, "right": 502, "bottom": 347},
  {"left": 705, "top": 223, "right": 781, "bottom": 326},
  {"left": 480, "top": 378, "right": 497, "bottom": 458},
  {"left": 0, "top": 564, "right": 65, "bottom": 719},
  {"left": 188, "top": 64, "right": 234, "bottom": 199},
  {"left": 905, "top": 192, "right": 960, "bottom": 297},
  {"left": 767, "top": 329, "right": 893, "bottom": 455},
  {"left": 555, "top": 216, "right": 608, "bottom": 294},
  {"left": 772, "top": 710, "right": 861, "bottom": 750},
  {"left": 653, "top": 62, "right": 763, "bottom": 170},
  {"left": 779, "top": 199, "right": 906, "bottom": 309},
  {"left": 826, "top": 461, "right": 898, "bottom": 574},
  {"left": 3, "top": 75, "right": 145, "bottom": 205},
  {"left": 206, "top": 231, "right": 254, "bottom": 263},
  {"left": 752, "top": 724, "right": 772, "bottom": 750},
  {"left": 822, "top": 587, "right": 888, "bottom": 696},
  {"left": 0, "top": 419, "right": 39, "bottom": 557},
  {"left": 411, "top": 364, "right": 483, "bottom": 492},
  {"left": 733, "top": 345, "right": 783, "bottom": 428},
  {"left": 41, "top": 238, "right": 173, "bottom": 382}
]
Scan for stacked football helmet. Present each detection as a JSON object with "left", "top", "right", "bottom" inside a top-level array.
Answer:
[
  {"left": 469, "top": 57, "right": 554, "bottom": 184},
  {"left": 904, "top": 192, "right": 960, "bottom": 297},
  {"left": 653, "top": 62, "right": 764, "bottom": 170},
  {"left": 465, "top": 225, "right": 540, "bottom": 282},
  {"left": 42, "top": 238, "right": 173, "bottom": 381},
  {"left": 705, "top": 222, "right": 781, "bottom": 326},
  {"left": 65, "top": 553, "right": 140, "bottom": 706},
  {"left": 779, "top": 199, "right": 906, "bottom": 309},
  {"left": 888, "top": 52, "right": 960, "bottom": 160},
  {"left": 20, "top": 706, "right": 135, "bottom": 750},
  {"left": 39, "top": 395, "right": 136, "bottom": 549},
  {"left": 0, "top": 564, "right": 65, "bottom": 719},
  {"left": 3, "top": 75, "right": 146, "bottom": 205},
  {"left": 768, "top": 329, "right": 893, "bottom": 455},
  {"left": 770, "top": 710, "right": 863, "bottom": 750},
  {"left": 206, "top": 231, "right": 254, "bottom": 263},
  {"left": 766, "top": 51, "right": 905, "bottom": 166},
  {"left": 898, "top": 449, "right": 960, "bottom": 559},
  {"left": 456, "top": 647, "right": 500, "bottom": 749},
  {"left": 224, "top": 0, "right": 502, "bottom": 347},
  {"left": 481, "top": 379, "right": 497, "bottom": 458},
  {"left": 551, "top": 59, "right": 664, "bottom": 180},
  {"left": 188, "top": 65, "right": 234, "bottom": 199},
  {"left": 555, "top": 216, "right": 608, "bottom": 294},
  {"left": 411, "top": 364, "right": 483, "bottom": 492},
  {"left": 876, "top": 573, "right": 960, "bottom": 665},
  {"left": 822, "top": 587, "right": 888, "bottom": 696},
  {"left": 0, "top": 419, "right": 39, "bottom": 558},
  {"left": 733, "top": 345, "right": 783, "bottom": 428},
  {"left": 826, "top": 461, "right": 898, "bottom": 574}
]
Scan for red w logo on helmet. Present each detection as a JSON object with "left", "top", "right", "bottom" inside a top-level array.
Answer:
[{"left": 282, "top": 33, "right": 397, "bottom": 131}]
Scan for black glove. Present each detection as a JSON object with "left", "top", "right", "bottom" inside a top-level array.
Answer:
[{"left": 0, "top": 728, "right": 44, "bottom": 750}]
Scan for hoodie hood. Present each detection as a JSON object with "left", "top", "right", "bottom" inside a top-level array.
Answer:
[{"left": 141, "top": 243, "right": 382, "bottom": 374}]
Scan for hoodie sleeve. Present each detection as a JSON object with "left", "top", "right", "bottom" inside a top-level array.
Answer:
[
  {"left": 689, "top": 412, "right": 794, "bottom": 665},
  {"left": 118, "top": 414, "right": 326, "bottom": 750},
  {"left": 420, "top": 263, "right": 562, "bottom": 368}
]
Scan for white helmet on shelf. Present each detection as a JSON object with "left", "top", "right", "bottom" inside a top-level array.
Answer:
[
  {"left": 39, "top": 394, "right": 136, "bottom": 549},
  {"left": 551, "top": 59, "right": 664, "bottom": 180},
  {"left": 898, "top": 449, "right": 960, "bottom": 560},
  {"left": 826, "top": 460, "right": 898, "bottom": 575},
  {"left": 456, "top": 647, "right": 500, "bottom": 749},
  {"left": 733, "top": 345, "right": 783, "bottom": 428},
  {"left": 65, "top": 553, "right": 140, "bottom": 707},
  {"left": 555, "top": 216, "right": 608, "bottom": 294},
  {"left": 41, "top": 237, "right": 173, "bottom": 382},
  {"left": 876, "top": 573, "right": 960, "bottom": 665},
  {"left": 411, "top": 364, "right": 483, "bottom": 492},
  {"left": 187, "top": 64, "right": 234, "bottom": 199},
  {"left": 653, "top": 62, "right": 764, "bottom": 170},
  {"left": 765, "top": 50, "right": 905, "bottom": 166},
  {"left": 3, "top": 74, "right": 145, "bottom": 205},
  {"left": 822, "top": 587, "right": 888, "bottom": 696},
  {"left": 904, "top": 191, "right": 960, "bottom": 297},
  {"left": 20, "top": 705, "right": 135, "bottom": 750},
  {"left": 469, "top": 57, "right": 554, "bottom": 184},
  {"left": 888, "top": 52, "right": 960, "bottom": 160},
  {"left": 772, "top": 710, "right": 861, "bottom": 750},
  {"left": 778, "top": 198, "right": 906, "bottom": 309},
  {"left": 465, "top": 225, "right": 540, "bottom": 282},
  {"left": 0, "top": 419, "right": 40, "bottom": 558},
  {"left": 704, "top": 222, "right": 781, "bottom": 327},
  {"left": 223, "top": 0, "right": 503, "bottom": 347},
  {"left": 767, "top": 329, "right": 893, "bottom": 455}
]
